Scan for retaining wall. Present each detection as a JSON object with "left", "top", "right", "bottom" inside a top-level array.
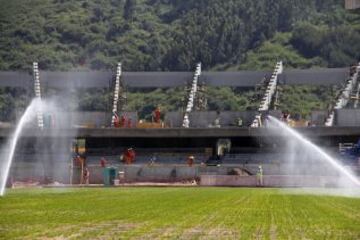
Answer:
[{"left": 200, "top": 175, "right": 348, "bottom": 187}]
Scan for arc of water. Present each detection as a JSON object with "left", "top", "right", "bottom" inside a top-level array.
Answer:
[
  {"left": 0, "top": 100, "right": 38, "bottom": 196},
  {"left": 268, "top": 116, "right": 360, "bottom": 187}
]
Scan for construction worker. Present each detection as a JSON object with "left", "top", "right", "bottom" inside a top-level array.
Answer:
[
  {"left": 214, "top": 117, "right": 221, "bottom": 128},
  {"left": 183, "top": 114, "right": 190, "bottom": 128},
  {"left": 113, "top": 112, "right": 120, "bottom": 128},
  {"left": 281, "top": 111, "right": 290, "bottom": 124},
  {"left": 237, "top": 117, "right": 243, "bottom": 127},
  {"left": 214, "top": 111, "right": 221, "bottom": 128},
  {"left": 257, "top": 165, "right": 263, "bottom": 187},
  {"left": 100, "top": 157, "right": 107, "bottom": 168},
  {"left": 148, "top": 154, "right": 157, "bottom": 166},
  {"left": 123, "top": 148, "right": 136, "bottom": 164},
  {"left": 83, "top": 167, "right": 90, "bottom": 185},
  {"left": 120, "top": 115, "right": 126, "bottom": 128},
  {"left": 350, "top": 64, "right": 357, "bottom": 77},
  {"left": 187, "top": 156, "right": 194, "bottom": 167},
  {"left": 153, "top": 107, "right": 161, "bottom": 123}
]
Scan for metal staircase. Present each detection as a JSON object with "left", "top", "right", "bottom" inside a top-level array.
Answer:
[
  {"left": 182, "top": 63, "right": 201, "bottom": 128},
  {"left": 325, "top": 63, "right": 360, "bottom": 126},
  {"left": 33, "top": 62, "right": 44, "bottom": 129},
  {"left": 111, "top": 63, "right": 124, "bottom": 127},
  {"left": 251, "top": 61, "right": 283, "bottom": 127}
]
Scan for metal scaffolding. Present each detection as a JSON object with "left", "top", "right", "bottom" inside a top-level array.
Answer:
[
  {"left": 111, "top": 63, "right": 126, "bottom": 127},
  {"left": 33, "top": 62, "right": 44, "bottom": 129},
  {"left": 182, "top": 63, "right": 201, "bottom": 128},
  {"left": 251, "top": 61, "right": 283, "bottom": 127},
  {"left": 325, "top": 63, "right": 360, "bottom": 126}
]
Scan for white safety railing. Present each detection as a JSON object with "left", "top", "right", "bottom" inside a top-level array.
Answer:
[
  {"left": 111, "top": 63, "right": 122, "bottom": 127},
  {"left": 325, "top": 62, "right": 360, "bottom": 126},
  {"left": 251, "top": 61, "right": 283, "bottom": 128},
  {"left": 33, "top": 62, "right": 43, "bottom": 129},
  {"left": 182, "top": 63, "right": 201, "bottom": 128}
]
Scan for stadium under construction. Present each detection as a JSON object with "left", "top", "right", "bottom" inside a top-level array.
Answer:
[{"left": 1, "top": 61, "right": 360, "bottom": 186}]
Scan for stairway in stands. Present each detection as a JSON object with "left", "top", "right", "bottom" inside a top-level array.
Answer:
[
  {"left": 182, "top": 63, "right": 201, "bottom": 128},
  {"left": 251, "top": 61, "right": 283, "bottom": 127},
  {"left": 33, "top": 62, "right": 44, "bottom": 129},
  {"left": 325, "top": 63, "right": 360, "bottom": 126},
  {"left": 111, "top": 62, "right": 122, "bottom": 127}
]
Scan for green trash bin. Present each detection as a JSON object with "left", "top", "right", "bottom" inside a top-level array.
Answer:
[{"left": 103, "top": 167, "right": 117, "bottom": 186}]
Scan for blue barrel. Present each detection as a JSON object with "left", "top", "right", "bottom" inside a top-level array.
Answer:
[{"left": 103, "top": 167, "right": 117, "bottom": 186}]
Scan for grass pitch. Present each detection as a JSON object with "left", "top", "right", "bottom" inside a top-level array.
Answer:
[{"left": 1, "top": 187, "right": 360, "bottom": 239}]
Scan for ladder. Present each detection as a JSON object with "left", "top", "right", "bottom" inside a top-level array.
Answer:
[
  {"left": 183, "top": 63, "right": 201, "bottom": 128},
  {"left": 325, "top": 63, "right": 360, "bottom": 126},
  {"left": 251, "top": 61, "right": 283, "bottom": 127},
  {"left": 33, "top": 62, "right": 44, "bottom": 129},
  {"left": 111, "top": 63, "right": 122, "bottom": 127}
]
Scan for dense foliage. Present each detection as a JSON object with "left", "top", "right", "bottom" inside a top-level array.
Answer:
[
  {"left": 0, "top": 0, "right": 359, "bottom": 120},
  {"left": 0, "top": 0, "right": 359, "bottom": 71}
]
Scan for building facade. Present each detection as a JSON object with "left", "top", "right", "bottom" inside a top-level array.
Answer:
[{"left": 345, "top": 0, "right": 360, "bottom": 9}]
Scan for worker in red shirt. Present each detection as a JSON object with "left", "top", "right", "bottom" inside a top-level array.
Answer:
[
  {"left": 113, "top": 112, "right": 120, "bottom": 128},
  {"left": 100, "top": 157, "right": 107, "bottom": 168},
  {"left": 120, "top": 115, "right": 126, "bottom": 128},
  {"left": 153, "top": 107, "right": 161, "bottom": 123},
  {"left": 123, "top": 148, "right": 136, "bottom": 164}
]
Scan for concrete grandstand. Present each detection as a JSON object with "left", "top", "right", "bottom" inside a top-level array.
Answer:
[{"left": 1, "top": 62, "right": 360, "bottom": 185}]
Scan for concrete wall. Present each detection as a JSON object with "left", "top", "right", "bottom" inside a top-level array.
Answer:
[
  {"left": 200, "top": 175, "right": 344, "bottom": 187},
  {"left": 335, "top": 109, "right": 360, "bottom": 126},
  {"left": 9, "top": 161, "right": 360, "bottom": 186},
  {"left": 16, "top": 111, "right": 138, "bottom": 128},
  {"left": 164, "top": 111, "right": 259, "bottom": 128},
  {"left": 164, "top": 112, "right": 183, "bottom": 127},
  {"left": 0, "top": 69, "right": 348, "bottom": 89},
  {"left": 345, "top": 0, "right": 360, "bottom": 9},
  {"left": 311, "top": 111, "right": 327, "bottom": 126},
  {"left": 121, "top": 165, "right": 198, "bottom": 182},
  {"left": 279, "top": 68, "right": 348, "bottom": 85}
]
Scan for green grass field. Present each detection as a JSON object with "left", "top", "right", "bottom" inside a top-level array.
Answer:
[{"left": 1, "top": 187, "right": 360, "bottom": 239}]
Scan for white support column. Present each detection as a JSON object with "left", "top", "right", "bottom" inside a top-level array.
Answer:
[
  {"left": 325, "top": 62, "right": 360, "bottom": 126},
  {"left": 111, "top": 63, "right": 122, "bottom": 127},
  {"left": 33, "top": 62, "right": 43, "bottom": 129},
  {"left": 182, "top": 63, "right": 201, "bottom": 128},
  {"left": 251, "top": 61, "right": 283, "bottom": 128}
]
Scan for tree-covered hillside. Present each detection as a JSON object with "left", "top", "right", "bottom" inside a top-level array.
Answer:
[
  {"left": 0, "top": 0, "right": 359, "bottom": 71},
  {"left": 0, "top": 0, "right": 359, "bottom": 121}
]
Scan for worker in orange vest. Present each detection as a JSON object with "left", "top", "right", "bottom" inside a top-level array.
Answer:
[
  {"left": 123, "top": 148, "right": 136, "bottom": 164},
  {"left": 153, "top": 107, "right": 161, "bottom": 123},
  {"left": 187, "top": 156, "right": 194, "bottom": 167},
  {"left": 120, "top": 115, "right": 126, "bottom": 127},
  {"left": 100, "top": 157, "right": 107, "bottom": 168}
]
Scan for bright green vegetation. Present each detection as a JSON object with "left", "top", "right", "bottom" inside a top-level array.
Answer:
[
  {"left": 278, "top": 85, "right": 340, "bottom": 118},
  {"left": 0, "top": 1, "right": 359, "bottom": 117},
  {"left": 1, "top": 188, "right": 360, "bottom": 239},
  {"left": 0, "top": 0, "right": 359, "bottom": 71},
  {"left": 206, "top": 87, "right": 260, "bottom": 111}
]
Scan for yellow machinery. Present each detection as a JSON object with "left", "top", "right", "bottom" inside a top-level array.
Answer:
[{"left": 136, "top": 121, "right": 166, "bottom": 129}]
